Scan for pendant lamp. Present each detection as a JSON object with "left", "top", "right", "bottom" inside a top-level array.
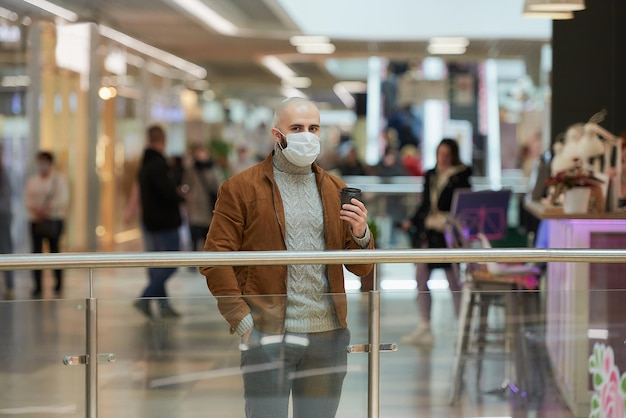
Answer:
[
  {"left": 522, "top": 1, "right": 574, "bottom": 19},
  {"left": 527, "top": 0, "right": 585, "bottom": 12}
]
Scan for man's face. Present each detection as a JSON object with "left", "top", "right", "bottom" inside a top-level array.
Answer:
[{"left": 271, "top": 102, "right": 321, "bottom": 148}]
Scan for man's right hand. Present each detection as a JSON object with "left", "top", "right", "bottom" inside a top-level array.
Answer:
[{"left": 241, "top": 328, "right": 252, "bottom": 345}]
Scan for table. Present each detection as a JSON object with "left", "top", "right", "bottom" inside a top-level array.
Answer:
[{"left": 524, "top": 201, "right": 626, "bottom": 417}]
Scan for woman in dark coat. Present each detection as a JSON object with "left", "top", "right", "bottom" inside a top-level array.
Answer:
[{"left": 401, "top": 138, "right": 471, "bottom": 346}]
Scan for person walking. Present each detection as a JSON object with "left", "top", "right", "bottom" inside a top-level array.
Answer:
[
  {"left": 24, "top": 151, "right": 69, "bottom": 297},
  {"left": 134, "top": 125, "right": 185, "bottom": 319},
  {"left": 401, "top": 138, "right": 472, "bottom": 346},
  {"left": 200, "top": 97, "right": 375, "bottom": 418},
  {"left": 181, "top": 144, "right": 220, "bottom": 252},
  {"left": 0, "top": 145, "right": 15, "bottom": 299}
]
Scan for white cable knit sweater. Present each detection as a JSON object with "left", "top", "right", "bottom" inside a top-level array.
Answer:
[{"left": 272, "top": 146, "right": 342, "bottom": 333}]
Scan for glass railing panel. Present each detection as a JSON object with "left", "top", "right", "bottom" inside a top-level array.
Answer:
[
  {"left": 3, "top": 253, "right": 625, "bottom": 418},
  {"left": 96, "top": 290, "right": 370, "bottom": 417},
  {"left": 339, "top": 292, "right": 370, "bottom": 417},
  {"left": 0, "top": 297, "right": 86, "bottom": 416},
  {"left": 97, "top": 294, "right": 244, "bottom": 417},
  {"left": 378, "top": 282, "right": 626, "bottom": 418},
  {"left": 380, "top": 286, "right": 541, "bottom": 417}
]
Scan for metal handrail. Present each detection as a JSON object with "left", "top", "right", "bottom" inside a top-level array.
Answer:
[{"left": 1, "top": 248, "right": 626, "bottom": 270}]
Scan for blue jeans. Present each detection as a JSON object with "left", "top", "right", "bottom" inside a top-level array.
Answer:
[
  {"left": 241, "top": 327, "right": 350, "bottom": 418},
  {"left": 0, "top": 215, "right": 14, "bottom": 290},
  {"left": 140, "top": 228, "right": 180, "bottom": 301}
]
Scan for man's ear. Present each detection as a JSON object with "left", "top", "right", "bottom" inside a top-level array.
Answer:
[{"left": 271, "top": 128, "right": 282, "bottom": 142}]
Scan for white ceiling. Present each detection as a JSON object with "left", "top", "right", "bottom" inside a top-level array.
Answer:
[
  {"left": 0, "top": 0, "right": 553, "bottom": 108},
  {"left": 278, "top": 0, "right": 551, "bottom": 40}
]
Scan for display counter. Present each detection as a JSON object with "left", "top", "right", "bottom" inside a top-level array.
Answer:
[{"left": 524, "top": 201, "right": 626, "bottom": 417}]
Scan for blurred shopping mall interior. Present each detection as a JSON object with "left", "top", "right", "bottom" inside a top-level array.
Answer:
[
  {"left": 0, "top": 0, "right": 623, "bottom": 254},
  {"left": 0, "top": 0, "right": 625, "bottom": 417}
]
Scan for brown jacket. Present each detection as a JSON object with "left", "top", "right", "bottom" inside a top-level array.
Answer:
[{"left": 200, "top": 152, "right": 374, "bottom": 334}]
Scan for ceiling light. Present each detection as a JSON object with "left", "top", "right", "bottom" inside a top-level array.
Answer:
[
  {"left": 187, "top": 79, "right": 210, "bottom": 90},
  {"left": 98, "top": 86, "right": 117, "bottom": 101},
  {"left": 289, "top": 35, "right": 331, "bottom": 46},
  {"left": 527, "top": 0, "right": 585, "bottom": 12},
  {"left": 427, "top": 37, "right": 469, "bottom": 55},
  {"left": 171, "top": 0, "right": 239, "bottom": 36},
  {"left": 333, "top": 83, "right": 356, "bottom": 109},
  {"left": 21, "top": 0, "right": 77, "bottom": 22},
  {"left": 1, "top": 75, "right": 30, "bottom": 87},
  {"left": 296, "top": 43, "right": 336, "bottom": 54},
  {"left": 335, "top": 81, "right": 367, "bottom": 94},
  {"left": 290, "top": 35, "right": 335, "bottom": 55},
  {"left": 145, "top": 61, "right": 177, "bottom": 78},
  {"left": 427, "top": 44, "right": 467, "bottom": 55},
  {"left": 429, "top": 37, "right": 470, "bottom": 47},
  {"left": 260, "top": 56, "right": 296, "bottom": 79},
  {"left": 0, "top": 7, "right": 19, "bottom": 21},
  {"left": 522, "top": 2, "right": 574, "bottom": 19},
  {"left": 99, "top": 25, "right": 207, "bottom": 79},
  {"left": 282, "top": 77, "right": 312, "bottom": 89}
]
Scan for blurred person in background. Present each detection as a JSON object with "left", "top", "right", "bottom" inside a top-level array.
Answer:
[
  {"left": 375, "top": 145, "right": 407, "bottom": 177},
  {"left": 169, "top": 155, "right": 185, "bottom": 188},
  {"left": 181, "top": 144, "right": 220, "bottom": 252},
  {"left": 134, "top": 125, "right": 185, "bottom": 319},
  {"left": 200, "top": 97, "right": 374, "bottom": 418},
  {"left": 231, "top": 140, "right": 257, "bottom": 175},
  {"left": 336, "top": 141, "right": 367, "bottom": 176},
  {"left": 209, "top": 140, "right": 232, "bottom": 183},
  {"left": 0, "top": 145, "right": 15, "bottom": 299},
  {"left": 169, "top": 154, "right": 191, "bottom": 250},
  {"left": 24, "top": 151, "right": 69, "bottom": 298},
  {"left": 401, "top": 138, "right": 471, "bottom": 346},
  {"left": 400, "top": 144, "right": 424, "bottom": 176}
]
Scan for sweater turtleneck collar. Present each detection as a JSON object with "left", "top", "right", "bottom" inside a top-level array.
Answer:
[{"left": 272, "top": 143, "right": 313, "bottom": 175}]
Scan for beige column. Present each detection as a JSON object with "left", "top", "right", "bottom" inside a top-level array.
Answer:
[
  {"left": 72, "top": 83, "right": 90, "bottom": 251},
  {"left": 39, "top": 22, "right": 56, "bottom": 152},
  {"left": 98, "top": 92, "right": 117, "bottom": 251}
]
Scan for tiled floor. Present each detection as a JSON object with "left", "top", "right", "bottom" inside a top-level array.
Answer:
[{"left": 0, "top": 261, "right": 576, "bottom": 417}]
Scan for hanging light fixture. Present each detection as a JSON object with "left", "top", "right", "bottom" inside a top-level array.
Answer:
[
  {"left": 522, "top": 1, "right": 574, "bottom": 19},
  {"left": 527, "top": 0, "right": 585, "bottom": 12}
]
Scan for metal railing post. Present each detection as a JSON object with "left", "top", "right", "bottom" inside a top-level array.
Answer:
[
  {"left": 86, "top": 268, "right": 98, "bottom": 418},
  {"left": 368, "top": 264, "right": 380, "bottom": 418}
]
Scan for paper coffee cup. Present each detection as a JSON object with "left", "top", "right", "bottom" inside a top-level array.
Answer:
[{"left": 340, "top": 187, "right": 362, "bottom": 206}]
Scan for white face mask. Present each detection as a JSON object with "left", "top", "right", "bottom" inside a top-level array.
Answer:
[{"left": 277, "top": 130, "right": 321, "bottom": 167}]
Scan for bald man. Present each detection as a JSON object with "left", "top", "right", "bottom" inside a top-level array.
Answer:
[{"left": 200, "top": 97, "right": 374, "bottom": 418}]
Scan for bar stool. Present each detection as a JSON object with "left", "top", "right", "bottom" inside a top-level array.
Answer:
[{"left": 449, "top": 246, "right": 540, "bottom": 405}]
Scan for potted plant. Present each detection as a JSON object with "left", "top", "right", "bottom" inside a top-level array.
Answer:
[{"left": 545, "top": 159, "right": 604, "bottom": 213}]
